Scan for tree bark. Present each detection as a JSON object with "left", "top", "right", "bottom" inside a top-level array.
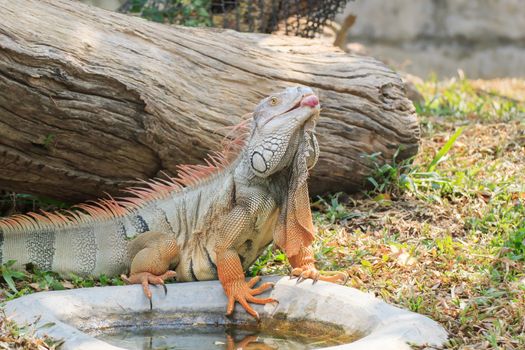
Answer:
[{"left": 0, "top": 0, "right": 419, "bottom": 203}]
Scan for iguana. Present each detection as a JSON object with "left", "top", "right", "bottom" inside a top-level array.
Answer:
[{"left": 0, "top": 86, "right": 346, "bottom": 319}]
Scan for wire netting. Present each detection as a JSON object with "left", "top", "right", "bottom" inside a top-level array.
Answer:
[{"left": 119, "top": 0, "right": 351, "bottom": 38}]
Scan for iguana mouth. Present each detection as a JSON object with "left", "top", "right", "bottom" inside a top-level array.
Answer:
[
  {"left": 259, "top": 94, "right": 318, "bottom": 128},
  {"left": 285, "top": 93, "right": 319, "bottom": 114},
  {"left": 300, "top": 94, "right": 319, "bottom": 108}
]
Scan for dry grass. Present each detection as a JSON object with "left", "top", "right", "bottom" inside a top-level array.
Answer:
[
  {"left": 0, "top": 309, "right": 59, "bottom": 350},
  {"left": 302, "top": 78, "right": 525, "bottom": 349},
  {"left": 1, "top": 78, "right": 524, "bottom": 349},
  {"left": 470, "top": 79, "right": 525, "bottom": 103}
]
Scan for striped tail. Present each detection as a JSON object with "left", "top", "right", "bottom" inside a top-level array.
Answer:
[{"left": 0, "top": 217, "right": 130, "bottom": 277}]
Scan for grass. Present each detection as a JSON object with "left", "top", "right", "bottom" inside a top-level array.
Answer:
[
  {"left": 416, "top": 75, "right": 525, "bottom": 124},
  {"left": 0, "top": 261, "right": 124, "bottom": 302},
  {"left": 0, "top": 308, "right": 62, "bottom": 349},
  {"left": 254, "top": 77, "right": 525, "bottom": 349},
  {"left": 322, "top": 77, "right": 524, "bottom": 349},
  {"left": 1, "top": 77, "right": 524, "bottom": 349}
]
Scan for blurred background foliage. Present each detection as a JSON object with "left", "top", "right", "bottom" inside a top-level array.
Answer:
[{"left": 83, "top": 0, "right": 351, "bottom": 37}]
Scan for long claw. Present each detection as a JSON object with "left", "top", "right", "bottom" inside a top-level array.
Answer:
[
  {"left": 312, "top": 271, "right": 320, "bottom": 284},
  {"left": 152, "top": 283, "right": 168, "bottom": 296},
  {"left": 121, "top": 271, "right": 176, "bottom": 311},
  {"left": 342, "top": 274, "right": 349, "bottom": 285}
]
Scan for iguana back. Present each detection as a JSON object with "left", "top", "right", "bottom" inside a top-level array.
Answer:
[
  {"left": 0, "top": 86, "right": 347, "bottom": 319},
  {"left": 0, "top": 133, "right": 246, "bottom": 278}
]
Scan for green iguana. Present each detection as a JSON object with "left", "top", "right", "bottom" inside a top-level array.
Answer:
[{"left": 0, "top": 86, "right": 346, "bottom": 319}]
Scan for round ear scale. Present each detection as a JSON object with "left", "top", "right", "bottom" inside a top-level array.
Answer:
[{"left": 251, "top": 151, "right": 268, "bottom": 174}]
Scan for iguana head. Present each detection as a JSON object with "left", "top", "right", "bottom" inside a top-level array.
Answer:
[{"left": 246, "top": 86, "right": 320, "bottom": 178}]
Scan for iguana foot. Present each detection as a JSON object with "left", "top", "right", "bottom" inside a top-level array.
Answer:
[
  {"left": 290, "top": 266, "right": 348, "bottom": 284},
  {"left": 224, "top": 276, "right": 277, "bottom": 320},
  {"left": 121, "top": 270, "right": 176, "bottom": 310}
]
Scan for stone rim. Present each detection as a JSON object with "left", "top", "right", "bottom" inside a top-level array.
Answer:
[{"left": 5, "top": 276, "right": 448, "bottom": 350}]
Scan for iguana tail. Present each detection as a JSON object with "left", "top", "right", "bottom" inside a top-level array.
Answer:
[
  {"left": 0, "top": 119, "right": 251, "bottom": 277},
  {"left": 0, "top": 215, "right": 130, "bottom": 277}
]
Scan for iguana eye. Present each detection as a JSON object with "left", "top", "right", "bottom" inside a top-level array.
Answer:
[{"left": 269, "top": 97, "right": 279, "bottom": 106}]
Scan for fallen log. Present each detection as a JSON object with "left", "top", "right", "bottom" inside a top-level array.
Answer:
[{"left": 0, "top": 0, "right": 419, "bottom": 202}]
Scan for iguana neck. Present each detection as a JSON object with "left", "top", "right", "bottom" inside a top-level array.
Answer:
[{"left": 233, "top": 127, "right": 316, "bottom": 258}]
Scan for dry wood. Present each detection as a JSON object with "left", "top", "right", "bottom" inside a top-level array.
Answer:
[{"left": 0, "top": 0, "right": 419, "bottom": 202}]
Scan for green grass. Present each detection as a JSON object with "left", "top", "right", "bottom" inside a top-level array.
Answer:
[
  {"left": 416, "top": 76, "right": 525, "bottom": 123},
  {"left": 505, "top": 227, "right": 525, "bottom": 261},
  {"left": 362, "top": 126, "right": 465, "bottom": 201},
  {"left": 0, "top": 261, "right": 124, "bottom": 302},
  {"left": 0, "top": 308, "right": 62, "bottom": 349},
  {"left": 124, "top": 0, "right": 212, "bottom": 26},
  {"left": 256, "top": 77, "right": 525, "bottom": 349},
  {"left": 1, "top": 77, "right": 524, "bottom": 349}
]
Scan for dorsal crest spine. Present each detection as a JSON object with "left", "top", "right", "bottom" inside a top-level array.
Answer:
[{"left": 0, "top": 119, "right": 252, "bottom": 232}]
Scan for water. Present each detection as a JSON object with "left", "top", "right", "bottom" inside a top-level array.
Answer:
[{"left": 94, "top": 323, "right": 357, "bottom": 350}]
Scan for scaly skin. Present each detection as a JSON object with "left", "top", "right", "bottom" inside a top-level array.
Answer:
[
  {"left": 121, "top": 87, "right": 346, "bottom": 318},
  {"left": 120, "top": 231, "right": 179, "bottom": 308},
  {"left": 0, "top": 86, "right": 347, "bottom": 319}
]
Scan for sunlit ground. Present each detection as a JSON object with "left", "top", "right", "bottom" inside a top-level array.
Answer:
[
  {"left": 1, "top": 78, "right": 524, "bottom": 349},
  {"left": 256, "top": 78, "right": 525, "bottom": 350}
]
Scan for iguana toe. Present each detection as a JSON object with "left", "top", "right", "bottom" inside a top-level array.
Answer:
[
  {"left": 318, "top": 271, "right": 349, "bottom": 284},
  {"left": 246, "top": 275, "right": 261, "bottom": 288},
  {"left": 290, "top": 266, "right": 347, "bottom": 285},
  {"left": 249, "top": 282, "right": 275, "bottom": 295},
  {"left": 120, "top": 270, "right": 177, "bottom": 310},
  {"left": 224, "top": 277, "right": 277, "bottom": 319},
  {"left": 293, "top": 267, "right": 320, "bottom": 284}
]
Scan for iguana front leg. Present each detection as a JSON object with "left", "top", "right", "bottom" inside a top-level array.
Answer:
[
  {"left": 280, "top": 172, "right": 347, "bottom": 284},
  {"left": 217, "top": 249, "right": 275, "bottom": 318},
  {"left": 215, "top": 197, "right": 277, "bottom": 319},
  {"left": 121, "top": 231, "right": 179, "bottom": 309}
]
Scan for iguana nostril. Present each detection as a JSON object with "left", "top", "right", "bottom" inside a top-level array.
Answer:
[{"left": 300, "top": 95, "right": 319, "bottom": 108}]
